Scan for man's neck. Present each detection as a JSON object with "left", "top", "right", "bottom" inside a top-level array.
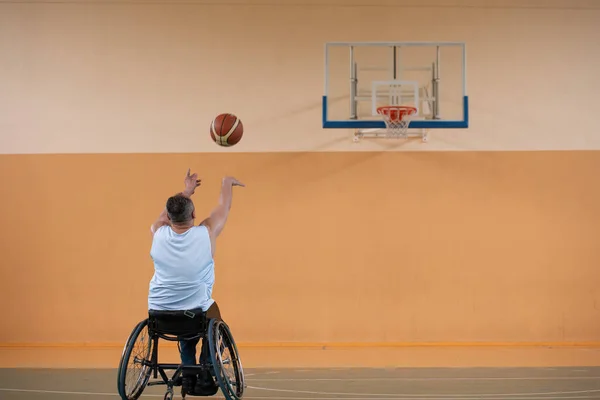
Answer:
[{"left": 171, "top": 222, "right": 194, "bottom": 233}]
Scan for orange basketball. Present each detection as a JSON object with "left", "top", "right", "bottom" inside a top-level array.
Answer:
[{"left": 210, "top": 113, "right": 243, "bottom": 147}]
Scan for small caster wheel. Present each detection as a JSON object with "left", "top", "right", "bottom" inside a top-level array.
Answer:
[{"left": 164, "top": 389, "right": 174, "bottom": 400}]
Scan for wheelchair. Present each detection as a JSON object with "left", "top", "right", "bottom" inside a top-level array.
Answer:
[{"left": 117, "top": 308, "right": 245, "bottom": 400}]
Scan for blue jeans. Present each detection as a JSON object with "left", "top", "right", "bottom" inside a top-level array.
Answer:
[
  {"left": 178, "top": 302, "right": 222, "bottom": 367},
  {"left": 179, "top": 336, "right": 211, "bottom": 366}
]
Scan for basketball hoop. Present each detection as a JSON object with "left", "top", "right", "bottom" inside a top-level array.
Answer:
[{"left": 376, "top": 106, "right": 417, "bottom": 138}]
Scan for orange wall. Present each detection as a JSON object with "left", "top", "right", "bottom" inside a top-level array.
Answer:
[
  {"left": 2, "top": 151, "right": 600, "bottom": 346},
  {"left": 1, "top": 0, "right": 600, "bottom": 368}
]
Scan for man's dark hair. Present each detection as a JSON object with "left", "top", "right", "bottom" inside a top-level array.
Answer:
[{"left": 166, "top": 194, "right": 194, "bottom": 224}]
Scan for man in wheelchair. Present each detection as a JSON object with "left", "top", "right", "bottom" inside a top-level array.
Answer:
[{"left": 147, "top": 169, "right": 244, "bottom": 396}]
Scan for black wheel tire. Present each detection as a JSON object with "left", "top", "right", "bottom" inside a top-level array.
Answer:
[
  {"left": 117, "top": 319, "right": 153, "bottom": 400},
  {"left": 208, "top": 319, "right": 245, "bottom": 400}
]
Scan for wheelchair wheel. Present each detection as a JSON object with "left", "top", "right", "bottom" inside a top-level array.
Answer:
[
  {"left": 117, "top": 319, "right": 153, "bottom": 400},
  {"left": 208, "top": 319, "right": 245, "bottom": 400}
]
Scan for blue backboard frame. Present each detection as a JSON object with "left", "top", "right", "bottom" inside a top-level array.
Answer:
[{"left": 322, "top": 42, "right": 469, "bottom": 130}]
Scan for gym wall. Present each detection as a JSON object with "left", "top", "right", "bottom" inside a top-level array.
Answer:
[{"left": 1, "top": 0, "right": 599, "bottom": 368}]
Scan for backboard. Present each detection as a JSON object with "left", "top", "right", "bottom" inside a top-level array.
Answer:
[{"left": 322, "top": 42, "right": 468, "bottom": 131}]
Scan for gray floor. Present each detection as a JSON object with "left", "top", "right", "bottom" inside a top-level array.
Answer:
[{"left": 1, "top": 367, "right": 600, "bottom": 399}]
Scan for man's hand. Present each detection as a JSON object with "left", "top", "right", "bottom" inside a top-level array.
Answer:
[
  {"left": 183, "top": 168, "right": 202, "bottom": 197},
  {"left": 223, "top": 176, "right": 245, "bottom": 187}
]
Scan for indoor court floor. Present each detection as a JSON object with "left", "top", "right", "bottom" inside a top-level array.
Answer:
[{"left": 1, "top": 367, "right": 600, "bottom": 400}]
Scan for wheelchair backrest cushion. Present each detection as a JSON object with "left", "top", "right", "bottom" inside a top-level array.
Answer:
[{"left": 148, "top": 308, "right": 207, "bottom": 338}]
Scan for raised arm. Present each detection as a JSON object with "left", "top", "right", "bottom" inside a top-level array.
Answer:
[
  {"left": 200, "top": 176, "right": 244, "bottom": 255},
  {"left": 150, "top": 169, "right": 201, "bottom": 235},
  {"left": 150, "top": 208, "right": 170, "bottom": 235}
]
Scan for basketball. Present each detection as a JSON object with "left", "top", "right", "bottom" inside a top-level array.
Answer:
[{"left": 210, "top": 113, "right": 243, "bottom": 147}]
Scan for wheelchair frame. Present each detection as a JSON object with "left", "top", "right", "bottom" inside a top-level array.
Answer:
[{"left": 117, "top": 312, "right": 245, "bottom": 400}]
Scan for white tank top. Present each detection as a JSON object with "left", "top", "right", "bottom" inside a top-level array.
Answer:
[{"left": 148, "top": 225, "right": 215, "bottom": 311}]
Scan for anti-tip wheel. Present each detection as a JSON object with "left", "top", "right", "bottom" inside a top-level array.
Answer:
[{"left": 164, "top": 389, "right": 174, "bottom": 400}]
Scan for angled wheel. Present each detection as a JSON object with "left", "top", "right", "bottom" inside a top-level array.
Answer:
[
  {"left": 208, "top": 319, "right": 245, "bottom": 400},
  {"left": 117, "top": 319, "right": 153, "bottom": 400}
]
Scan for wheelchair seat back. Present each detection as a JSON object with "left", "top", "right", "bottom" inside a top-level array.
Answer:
[{"left": 148, "top": 308, "right": 207, "bottom": 340}]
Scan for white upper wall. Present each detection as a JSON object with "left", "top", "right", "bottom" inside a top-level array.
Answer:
[{"left": 0, "top": 0, "right": 599, "bottom": 153}]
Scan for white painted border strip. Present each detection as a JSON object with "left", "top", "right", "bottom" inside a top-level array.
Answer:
[
  {"left": 249, "top": 385, "right": 600, "bottom": 397},
  {"left": 249, "top": 376, "right": 600, "bottom": 381}
]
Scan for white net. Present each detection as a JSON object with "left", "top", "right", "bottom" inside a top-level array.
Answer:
[{"left": 376, "top": 106, "right": 417, "bottom": 138}]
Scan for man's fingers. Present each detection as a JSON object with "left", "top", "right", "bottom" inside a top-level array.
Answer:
[
  {"left": 223, "top": 176, "right": 245, "bottom": 187},
  {"left": 231, "top": 178, "right": 244, "bottom": 187},
  {"left": 187, "top": 168, "right": 191, "bottom": 177}
]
